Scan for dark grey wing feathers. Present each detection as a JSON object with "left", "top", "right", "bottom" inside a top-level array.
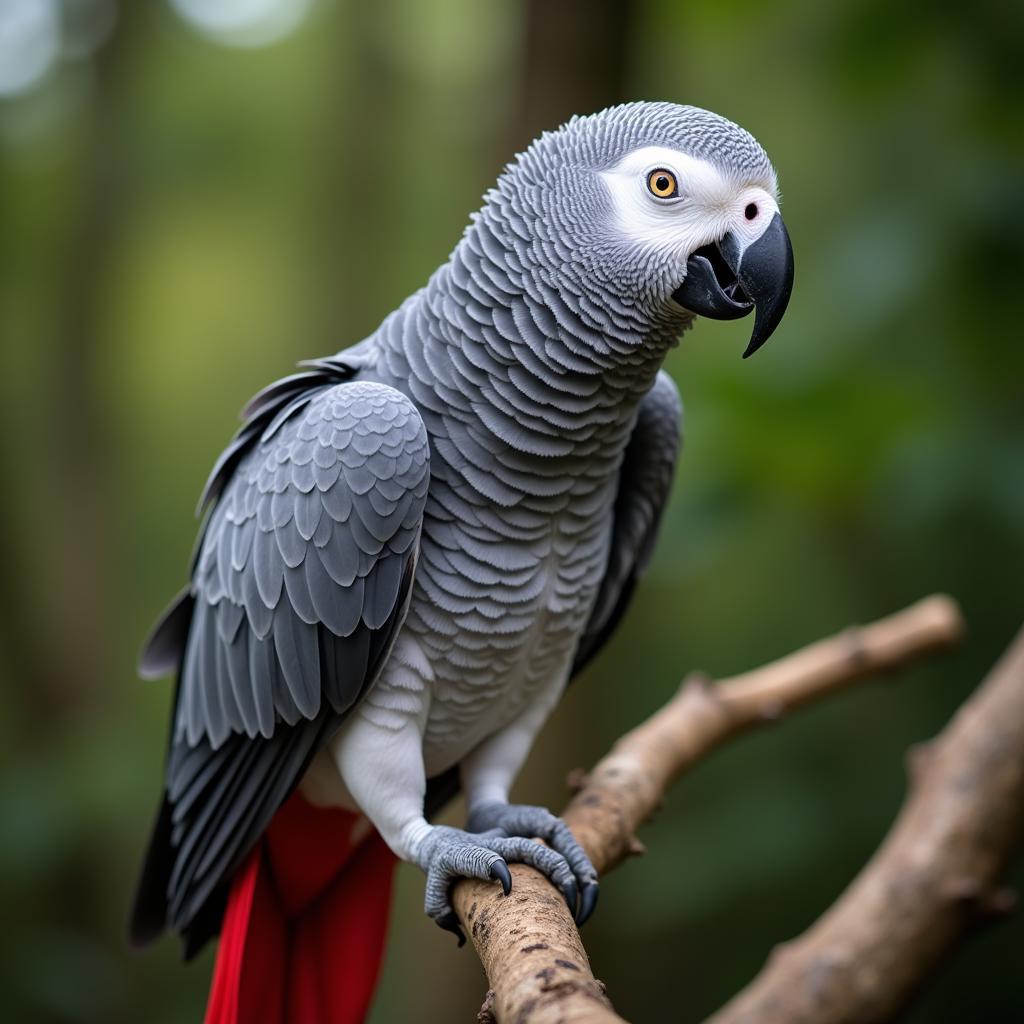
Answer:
[
  {"left": 132, "top": 370, "right": 430, "bottom": 951},
  {"left": 167, "top": 718, "right": 326, "bottom": 929},
  {"left": 572, "top": 370, "right": 682, "bottom": 674},
  {"left": 319, "top": 624, "right": 370, "bottom": 712}
]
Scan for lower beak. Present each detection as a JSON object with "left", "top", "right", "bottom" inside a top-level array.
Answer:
[{"left": 672, "top": 212, "right": 794, "bottom": 358}]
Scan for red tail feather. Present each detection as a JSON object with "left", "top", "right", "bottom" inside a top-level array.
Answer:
[{"left": 204, "top": 793, "right": 397, "bottom": 1024}]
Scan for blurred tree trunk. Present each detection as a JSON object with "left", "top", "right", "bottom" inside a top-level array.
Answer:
[
  {"left": 0, "top": 5, "right": 148, "bottom": 724},
  {"left": 311, "top": 2, "right": 393, "bottom": 349},
  {"left": 511, "top": 0, "right": 635, "bottom": 150}
]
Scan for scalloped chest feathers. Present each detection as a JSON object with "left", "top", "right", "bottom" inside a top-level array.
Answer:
[{"left": 412, "top": 470, "right": 618, "bottom": 775}]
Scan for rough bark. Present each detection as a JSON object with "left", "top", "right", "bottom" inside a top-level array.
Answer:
[{"left": 453, "top": 595, "right": 968, "bottom": 1022}]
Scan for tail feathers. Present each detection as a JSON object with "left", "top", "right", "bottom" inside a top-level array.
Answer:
[
  {"left": 205, "top": 792, "right": 397, "bottom": 1024},
  {"left": 204, "top": 848, "right": 284, "bottom": 1023}
]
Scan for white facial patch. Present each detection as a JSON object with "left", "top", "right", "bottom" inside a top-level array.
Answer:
[{"left": 600, "top": 145, "right": 779, "bottom": 271}]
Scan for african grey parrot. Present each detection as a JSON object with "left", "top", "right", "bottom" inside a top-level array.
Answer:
[{"left": 130, "top": 101, "right": 793, "bottom": 1023}]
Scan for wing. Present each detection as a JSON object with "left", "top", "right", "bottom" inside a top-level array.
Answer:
[
  {"left": 131, "top": 371, "right": 430, "bottom": 953},
  {"left": 571, "top": 369, "right": 682, "bottom": 674}
]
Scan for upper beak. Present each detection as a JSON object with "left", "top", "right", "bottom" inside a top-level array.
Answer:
[{"left": 672, "top": 212, "right": 794, "bottom": 358}]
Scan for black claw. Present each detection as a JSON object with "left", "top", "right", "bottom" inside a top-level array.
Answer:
[
  {"left": 577, "top": 882, "right": 599, "bottom": 926},
  {"left": 563, "top": 878, "right": 579, "bottom": 919},
  {"left": 436, "top": 910, "right": 466, "bottom": 947},
  {"left": 490, "top": 859, "right": 513, "bottom": 896}
]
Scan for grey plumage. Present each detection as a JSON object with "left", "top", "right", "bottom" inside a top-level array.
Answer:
[
  {"left": 132, "top": 101, "right": 788, "bottom": 954},
  {"left": 133, "top": 375, "right": 429, "bottom": 945}
]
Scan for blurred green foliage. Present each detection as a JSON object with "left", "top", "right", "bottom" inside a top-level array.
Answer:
[{"left": 0, "top": 1, "right": 1021, "bottom": 1021}]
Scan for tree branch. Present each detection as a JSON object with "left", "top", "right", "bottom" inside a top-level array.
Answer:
[
  {"left": 455, "top": 595, "right": 966, "bottom": 1023},
  {"left": 706, "top": 617, "right": 1024, "bottom": 1024}
]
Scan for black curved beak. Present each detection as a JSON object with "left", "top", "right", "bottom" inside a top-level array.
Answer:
[{"left": 672, "top": 212, "right": 794, "bottom": 358}]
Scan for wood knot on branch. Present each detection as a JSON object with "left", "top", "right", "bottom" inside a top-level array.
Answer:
[
  {"left": 944, "top": 878, "right": 1018, "bottom": 920},
  {"left": 477, "top": 990, "right": 497, "bottom": 1024},
  {"left": 626, "top": 835, "right": 647, "bottom": 858},
  {"left": 838, "top": 626, "right": 871, "bottom": 671}
]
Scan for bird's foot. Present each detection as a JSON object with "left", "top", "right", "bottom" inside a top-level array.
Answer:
[
  {"left": 467, "top": 801, "right": 599, "bottom": 925},
  {"left": 415, "top": 821, "right": 591, "bottom": 945}
]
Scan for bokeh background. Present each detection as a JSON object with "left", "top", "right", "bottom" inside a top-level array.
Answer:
[{"left": 1, "top": 1, "right": 1022, "bottom": 1021}]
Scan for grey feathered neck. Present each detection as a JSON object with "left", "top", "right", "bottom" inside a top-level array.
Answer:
[{"left": 367, "top": 103, "right": 767, "bottom": 462}]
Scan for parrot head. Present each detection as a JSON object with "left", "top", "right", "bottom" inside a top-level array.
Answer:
[{"left": 496, "top": 101, "right": 794, "bottom": 357}]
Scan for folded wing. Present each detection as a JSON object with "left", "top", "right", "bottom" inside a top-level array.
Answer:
[{"left": 132, "top": 374, "right": 430, "bottom": 952}]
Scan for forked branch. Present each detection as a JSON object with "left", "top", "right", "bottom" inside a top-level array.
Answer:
[
  {"left": 707, "top": 618, "right": 1024, "bottom": 1024},
  {"left": 456, "top": 595, "right": 968, "bottom": 1023}
]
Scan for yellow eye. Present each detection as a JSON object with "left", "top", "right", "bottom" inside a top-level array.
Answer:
[{"left": 647, "top": 168, "right": 678, "bottom": 199}]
